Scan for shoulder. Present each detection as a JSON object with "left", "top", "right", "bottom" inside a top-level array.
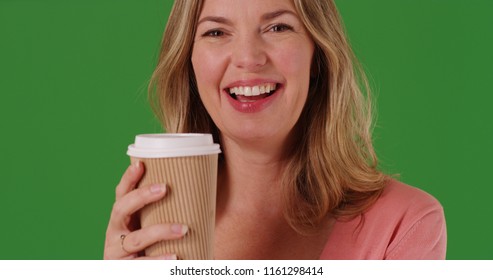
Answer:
[
  {"left": 373, "top": 179, "right": 443, "bottom": 219},
  {"left": 374, "top": 180, "right": 447, "bottom": 259},
  {"left": 320, "top": 179, "right": 447, "bottom": 259}
]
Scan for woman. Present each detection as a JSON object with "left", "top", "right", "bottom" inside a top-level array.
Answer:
[{"left": 104, "top": 0, "right": 446, "bottom": 259}]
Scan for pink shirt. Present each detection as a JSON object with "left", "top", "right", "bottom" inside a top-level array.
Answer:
[{"left": 320, "top": 180, "right": 447, "bottom": 259}]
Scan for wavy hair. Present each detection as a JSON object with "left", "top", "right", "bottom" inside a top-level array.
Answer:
[{"left": 149, "top": 0, "right": 388, "bottom": 234}]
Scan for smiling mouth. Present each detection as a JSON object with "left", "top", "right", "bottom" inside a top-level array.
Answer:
[{"left": 227, "top": 83, "right": 278, "bottom": 102}]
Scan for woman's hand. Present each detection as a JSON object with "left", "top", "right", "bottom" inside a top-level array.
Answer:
[{"left": 104, "top": 161, "right": 188, "bottom": 260}]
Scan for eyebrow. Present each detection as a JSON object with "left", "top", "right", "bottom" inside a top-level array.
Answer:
[
  {"left": 197, "top": 9, "right": 297, "bottom": 26},
  {"left": 197, "top": 16, "right": 233, "bottom": 26},
  {"left": 261, "top": 9, "right": 297, "bottom": 21}
]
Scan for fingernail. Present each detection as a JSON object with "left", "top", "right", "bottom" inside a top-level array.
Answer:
[
  {"left": 150, "top": 184, "right": 166, "bottom": 194},
  {"left": 133, "top": 161, "right": 141, "bottom": 171},
  {"left": 163, "top": 254, "right": 177, "bottom": 260},
  {"left": 171, "top": 224, "right": 188, "bottom": 235}
]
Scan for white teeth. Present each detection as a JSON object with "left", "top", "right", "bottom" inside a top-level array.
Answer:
[
  {"left": 244, "top": 87, "right": 252, "bottom": 96},
  {"left": 228, "top": 83, "right": 277, "bottom": 96},
  {"left": 251, "top": 86, "right": 259, "bottom": 96}
]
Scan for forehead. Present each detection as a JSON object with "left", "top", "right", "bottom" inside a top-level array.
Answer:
[{"left": 198, "top": 0, "right": 297, "bottom": 17}]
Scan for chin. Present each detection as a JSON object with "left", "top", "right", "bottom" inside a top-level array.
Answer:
[{"left": 222, "top": 124, "right": 288, "bottom": 145}]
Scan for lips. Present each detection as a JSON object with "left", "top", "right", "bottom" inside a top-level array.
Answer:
[
  {"left": 223, "top": 81, "right": 281, "bottom": 113},
  {"left": 226, "top": 83, "right": 278, "bottom": 103}
]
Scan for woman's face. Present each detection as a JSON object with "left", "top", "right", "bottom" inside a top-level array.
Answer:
[{"left": 191, "top": 0, "right": 314, "bottom": 145}]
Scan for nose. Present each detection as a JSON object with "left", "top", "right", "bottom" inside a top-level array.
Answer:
[{"left": 231, "top": 32, "right": 267, "bottom": 71}]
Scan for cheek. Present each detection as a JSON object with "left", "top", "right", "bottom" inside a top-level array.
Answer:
[
  {"left": 191, "top": 47, "right": 226, "bottom": 93},
  {"left": 191, "top": 48, "right": 224, "bottom": 117},
  {"left": 275, "top": 46, "right": 313, "bottom": 83},
  {"left": 191, "top": 51, "right": 209, "bottom": 88}
]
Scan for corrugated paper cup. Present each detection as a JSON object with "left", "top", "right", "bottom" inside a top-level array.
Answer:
[{"left": 127, "top": 133, "right": 221, "bottom": 259}]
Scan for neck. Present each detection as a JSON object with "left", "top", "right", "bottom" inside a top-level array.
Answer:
[
  {"left": 216, "top": 134, "right": 292, "bottom": 219},
  {"left": 212, "top": 132, "right": 333, "bottom": 259}
]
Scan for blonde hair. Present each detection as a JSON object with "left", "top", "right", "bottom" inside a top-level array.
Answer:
[{"left": 149, "top": 0, "right": 388, "bottom": 234}]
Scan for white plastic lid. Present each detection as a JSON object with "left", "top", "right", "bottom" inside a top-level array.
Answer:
[{"left": 127, "top": 133, "right": 221, "bottom": 158}]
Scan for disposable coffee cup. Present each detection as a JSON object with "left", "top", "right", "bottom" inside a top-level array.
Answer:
[{"left": 127, "top": 133, "right": 221, "bottom": 259}]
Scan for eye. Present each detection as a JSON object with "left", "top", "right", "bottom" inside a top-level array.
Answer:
[
  {"left": 202, "top": 29, "right": 225, "bottom": 37},
  {"left": 269, "top": 23, "right": 293, "bottom": 33}
]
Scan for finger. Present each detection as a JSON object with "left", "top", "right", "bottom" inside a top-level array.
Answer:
[
  {"left": 109, "top": 183, "right": 167, "bottom": 229},
  {"left": 115, "top": 161, "right": 145, "bottom": 200},
  {"left": 121, "top": 223, "right": 188, "bottom": 255},
  {"left": 136, "top": 254, "right": 178, "bottom": 260},
  {"left": 103, "top": 232, "right": 139, "bottom": 260}
]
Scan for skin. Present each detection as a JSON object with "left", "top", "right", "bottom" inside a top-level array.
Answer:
[
  {"left": 192, "top": 0, "right": 314, "bottom": 159},
  {"left": 104, "top": 161, "right": 184, "bottom": 260},
  {"left": 104, "top": 0, "right": 330, "bottom": 260}
]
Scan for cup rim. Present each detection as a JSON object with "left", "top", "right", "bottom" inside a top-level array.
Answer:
[{"left": 127, "top": 133, "right": 221, "bottom": 158}]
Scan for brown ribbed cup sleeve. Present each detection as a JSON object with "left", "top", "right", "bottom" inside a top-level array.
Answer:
[{"left": 131, "top": 155, "right": 218, "bottom": 259}]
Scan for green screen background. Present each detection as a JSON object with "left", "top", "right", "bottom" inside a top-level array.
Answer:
[{"left": 1, "top": 0, "right": 491, "bottom": 259}]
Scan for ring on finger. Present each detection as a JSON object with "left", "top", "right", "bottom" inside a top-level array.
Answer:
[{"left": 120, "top": 234, "right": 132, "bottom": 254}]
